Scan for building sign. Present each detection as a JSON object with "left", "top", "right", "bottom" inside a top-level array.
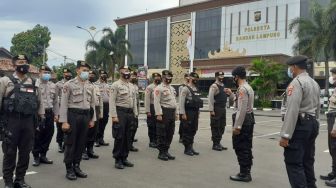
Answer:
[{"left": 236, "top": 24, "right": 281, "bottom": 42}]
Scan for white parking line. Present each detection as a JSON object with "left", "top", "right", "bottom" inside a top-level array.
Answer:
[
  {"left": 325, "top": 150, "right": 329, "bottom": 153},
  {"left": 254, "top": 132, "right": 280, "bottom": 138},
  {"left": 0, "top": 171, "right": 37, "bottom": 181}
]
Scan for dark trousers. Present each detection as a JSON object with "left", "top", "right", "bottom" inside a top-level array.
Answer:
[
  {"left": 56, "top": 122, "right": 64, "bottom": 145},
  {"left": 97, "top": 103, "right": 109, "bottom": 143},
  {"left": 147, "top": 104, "right": 157, "bottom": 143},
  {"left": 156, "top": 108, "right": 176, "bottom": 153},
  {"left": 179, "top": 116, "right": 183, "bottom": 139},
  {"left": 63, "top": 110, "right": 90, "bottom": 164},
  {"left": 2, "top": 114, "right": 34, "bottom": 183},
  {"left": 327, "top": 112, "right": 336, "bottom": 173},
  {"left": 112, "top": 107, "right": 134, "bottom": 160},
  {"left": 131, "top": 117, "right": 138, "bottom": 143},
  {"left": 211, "top": 106, "right": 226, "bottom": 144},
  {"left": 182, "top": 109, "right": 199, "bottom": 146},
  {"left": 87, "top": 106, "right": 100, "bottom": 148},
  {"left": 284, "top": 116, "right": 319, "bottom": 188},
  {"left": 232, "top": 113, "right": 255, "bottom": 173},
  {"left": 33, "top": 109, "right": 54, "bottom": 157}
]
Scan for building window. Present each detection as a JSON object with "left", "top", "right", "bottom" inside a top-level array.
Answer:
[
  {"left": 195, "top": 8, "right": 222, "bottom": 59},
  {"left": 128, "top": 22, "right": 145, "bottom": 66},
  {"left": 147, "top": 18, "right": 167, "bottom": 69}
]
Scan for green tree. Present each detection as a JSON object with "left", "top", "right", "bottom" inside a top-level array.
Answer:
[
  {"left": 249, "top": 58, "right": 286, "bottom": 108},
  {"left": 10, "top": 24, "right": 51, "bottom": 67},
  {"left": 289, "top": 0, "right": 333, "bottom": 96},
  {"left": 52, "top": 63, "right": 77, "bottom": 81}
]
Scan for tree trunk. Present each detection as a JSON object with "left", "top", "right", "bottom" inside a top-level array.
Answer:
[{"left": 325, "top": 58, "right": 330, "bottom": 97}]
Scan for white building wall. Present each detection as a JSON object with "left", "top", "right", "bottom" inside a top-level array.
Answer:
[{"left": 180, "top": 0, "right": 210, "bottom": 6}]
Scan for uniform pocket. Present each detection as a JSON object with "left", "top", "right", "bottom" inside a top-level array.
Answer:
[
  {"left": 112, "top": 123, "right": 121, "bottom": 139},
  {"left": 72, "top": 89, "right": 83, "bottom": 103}
]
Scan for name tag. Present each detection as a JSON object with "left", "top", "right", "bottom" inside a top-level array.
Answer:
[{"left": 21, "top": 88, "right": 34, "bottom": 93}]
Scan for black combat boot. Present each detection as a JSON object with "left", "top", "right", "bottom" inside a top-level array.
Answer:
[
  {"left": 130, "top": 145, "right": 139, "bottom": 152},
  {"left": 230, "top": 167, "right": 252, "bottom": 182},
  {"left": 212, "top": 143, "right": 223, "bottom": 151},
  {"left": 321, "top": 172, "right": 336, "bottom": 180},
  {"left": 65, "top": 163, "right": 77, "bottom": 180},
  {"left": 326, "top": 178, "right": 336, "bottom": 187},
  {"left": 165, "top": 150, "right": 175, "bottom": 160},
  {"left": 219, "top": 143, "right": 228, "bottom": 150},
  {"left": 82, "top": 150, "right": 89, "bottom": 160},
  {"left": 158, "top": 152, "right": 169, "bottom": 161},
  {"left": 13, "top": 179, "right": 31, "bottom": 188},
  {"left": 191, "top": 144, "right": 199, "bottom": 155},
  {"left": 73, "top": 163, "right": 87, "bottom": 178},
  {"left": 32, "top": 156, "right": 40, "bottom": 167},
  {"left": 115, "top": 159, "right": 125, "bottom": 169},
  {"left": 4, "top": 180, "right": 14, "bottom": 188},
  {"left": 99, "top": 139, "right": 109, "bottom": 146},
  {"left": 184, "top": 145, "right": 194, "bottom": 156},
  {"left": 122, "top": 159, "right": 134, "bottom": 167},
  {"left": 87, "top": 143, "right": 99, "bottom": 159},
  {"left": 58, "top": 142, "right": 64, "bottom": 153},
  {"left": 149, "top": 142, "right": 157, "bottom": 148},
  {"left": 40, "top": 154, "right": 53, "bottom": 164}
]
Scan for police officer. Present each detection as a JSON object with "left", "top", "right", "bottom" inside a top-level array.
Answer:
[
  {"left": 32, "top": 65, "right": 59, "bottom": 167},
  {"left": 154, "top": 70, "right": 178, "bottom": 161},
  {"left": 110, "top": 66, "right": 137, "bottom": 169},
  {"left": 178, "top": 73, "right": 189, "bottom": 143},
  {"left": 82, "top": 70, "right": 102, "bottom": 160},
  {"left": 279, "top": 56, "right": 320, "bottom": 188},
  {"left": 179, "top": 72, "right": 203, "bottom": 156},
  {"left": 129, "top": 71, "right": 139, "bottom": 152},
  {"left": 59, "top": 60, "right": 96, "bottom": 180},
  {"left": 95, "top": 70, "right": 110, "bottom": 147},
  {"left": 324, "top": 68, "right": 336, "bottom": 187},
  {"left": 0, "top": 55, "right": 44, "bottom": 188},
  {"left": 229, "top": 66, "right": 255, "bottom": 182},
  {"left": 208, "top": 71, "right": 230, "bottom": 151},
  {"left": 145, "top": 73, "right": 161, "bottom": 148},
  {"left": 55, "top": 68, "right": 72, "bottom": 153}
]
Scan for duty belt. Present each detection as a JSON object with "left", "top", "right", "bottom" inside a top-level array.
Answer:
[
  {"left": 116, "top": 106, "right": 133, "bottom": 113},
  {"left": 68, "top": 108, "right": 90, "bottom": 115},
  {"left": 45, "top": 108, "right": 53, "bottom": 113},
  {"left": 299, "top": 113, "right": 316, "bottom": 120}
]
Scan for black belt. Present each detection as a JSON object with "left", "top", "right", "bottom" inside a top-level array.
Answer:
[
  {"left": 299, "top": 113, "right": 316, "bottom": 120},
  {"left": 117, "top": 106, "right": 133, "bottom": 113},
  {"left": 162, "top": 107, "right": 176, "bottom": 112},
  {"left": 68, "top": 108, "right": 90, "bottom": 115},
  {"left": 186, "top": 107, "right": 200, "bottom": 111},
  {"left": 45, "top": 108, "right": 53, "bottom": 113}
]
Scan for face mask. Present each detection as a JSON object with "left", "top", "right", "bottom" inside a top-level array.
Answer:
[
  {"left": 16, "top": 64, "right": 30, "bottom": 74},
  {"left": 131, "top": 78, "right": 137, "bottom": 84},
  {"left": 89, "top": 77, "right": 96, "bottom": 82},
  {"left": 218, "top": 78, "right": 224, "bottom": 83},
  {"left": 287, "top": 67, "right": 293, "bottom": 78},
  {"left": 80, "top": 71, "right": 89, "bottom": 81},
  {"left": 41, "top": 73, "right": 51, "bottom": 81},
  {"left": 154, "top": 79, "right": 161, "bottom": 85},
  {"left": 192, "top": 80, "right": 198, "bottom": 85},
  {"left": 329, "top": 76, "right": 336, "bottom": 85},
  {"left": 122, "top": 73, "right": 130, "bottom": 80},
  {"left": 165, "top": 78, "right": 172, "bottom": 84},
  {"left": 101, "top": 76, "right": 107, "bottom": 81},
  {"left": 65, "top": 75, "right": 72, "bottom": 81}
]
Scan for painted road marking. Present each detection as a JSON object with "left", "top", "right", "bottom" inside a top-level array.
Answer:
[{"left": 0, "top": 171, "right": 37, "bottom": 181}]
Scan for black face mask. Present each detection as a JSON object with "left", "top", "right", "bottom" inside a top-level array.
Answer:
[
  {"left": 218, "top": 78, "right": 224, "bottom": 83},
  {"left": 165, "top": 78, "right": 172, "bottom": 84},
  {"left": 101, "top": 76, "right": 107, "bottom": 81},
  {"left": 192, "top": 80, "right": 198, "bottom": 85},
  {"left": 154, "top": 79, "right": 161, "bottom": 85},
  {"left": 89, "top": 77, "right": 96, "bottom": 83},
  {"left": 122, "top": 73, "right": 130, "bottom": 80},
  {"left": 65, "top": 75, "right": 72, "bottom": 81},
  {"left": 16, "top": 64, "right": 29, "bottom": 74},
  {"left": 233, "top": 77, "right": 238, "bottom": 87},
  {"left": 131, "top": 78, "right": 137, "bottom": 84}
]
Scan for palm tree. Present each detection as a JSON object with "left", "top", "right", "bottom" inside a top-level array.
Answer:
[
  {"left": 326, "top": 0, "right": 336, "bottom": 60},
  {"left": 289, "top": 0, "right": 333, "bottom": 97},
  {"left": 85, "top": 39, "right": 112, "bottom": 71}
]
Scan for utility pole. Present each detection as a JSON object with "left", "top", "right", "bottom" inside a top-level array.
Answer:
[
  {"left": 43, "top": 44, "right": 46, "bottom": 64},
  {"left": 63, "top": 56, "right": 67, "bottom": 64}
]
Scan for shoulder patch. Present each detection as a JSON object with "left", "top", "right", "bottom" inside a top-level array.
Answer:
[
  {"left": 239, "top": 90, "right": 244, "bottom": 99},
  {"left": 287, "top": 85, "right": 294, "bottom": 96},
  {"left": 155, "top": 89, "right": 160, "bottom": 96}
]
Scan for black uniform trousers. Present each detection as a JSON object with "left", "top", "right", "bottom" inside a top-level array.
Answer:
[
  {"left": 112, "top": 106, "right": 134, "bottom": 160},
  {"left": 211, "top": 106, "right": 226, "bottom": 144},
  {"left": 97, "top": 102, "right": 109, "bottom": 143},
  {"left": 87, "top": 106, "right": 100, "bottom": 148},
  {"left": 2, "top": 113, "right": 34, "bottom": 183},
  {"left": 327, "top": 112, "right": 336, "bottom": 174},
  {"left": 182, "top": 108, "right": 199, "bottom": 146},
  {"left": 33, "top": 109, "right": 54, "bottom": 157},
  {"left": 130, "top": 116, "right": 138, "bottom": 143},
  {"left": 232, "top": 113, "right": 255, "bottom": 173},
  {"left": 63, "top": 109, "right": 90, "bottom": 164},
  {"left": 284, "top": 115, "right": 319, "bottom": 188},
  {"left": 147, "top": 104, "right": 157, "bottom": 143},
  {"left": 156, "top": 108, "right": 176, "bottom": 153},
  {"left": 56, "top": 122, "right": 64, "bottom": 145}
]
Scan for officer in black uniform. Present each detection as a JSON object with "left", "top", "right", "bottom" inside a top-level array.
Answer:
[
  {"left": 179, "top": 72, "right": 203, "bottom": 156},
  {"left": 0, "top": 55, "right": 44, "bottom": 188},
  {"left": 279, "top": 56, "right": 320, "bottom": 188}
]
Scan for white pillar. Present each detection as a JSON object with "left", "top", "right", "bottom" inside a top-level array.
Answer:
[
  {"left": 166, "top": 17, "right": 171, "bottom": 70},
  {"left": 190, "top": 12, "right": 196, "bottom": 73},
  {"left": 125, "top": 24, "right": 128, "bottom": 66},
  {"left": 220, "top": 7, "right": 226, "bottom": 50},
  {"left": 144, "top": 21, "right": 148, "bottom": 67}
]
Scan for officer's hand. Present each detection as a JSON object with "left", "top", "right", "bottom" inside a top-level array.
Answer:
[
  {"left": 62, "top": 123, "right": 71, "bottom": 132},
  {"left": 279, "top": 137, "right": 289, "bottom": 147},
  {"left": 89, "top": 121, "right": 95, "bottom": 128},
  {"left": 175, "top": 115, "right": 179, "bottom": 121},
  {"left": 232, "top": 128, "right": 241, "bottom": 135},
  {"left": 157, "top": 115, "right": 163, "bottom": 121},
  {"left": 331, "top": 129, "right": 336, "bottom": 138},
  {"left": 210, "top": 111, "right": 215, "bottom": 116},
  {"left": 182, "top": 114, "right": 187, "bottom": 120},
  {"left": 147, "top": 112, "right": 151, "bottom": 117},
  {"left": 224, "top": 88, "right": 232, "bottom": 95},
  {"left": 281, "top": 115, "right": 285, "bottom": 122},
  {"left": 112, "top": 117, "right": 119, "bottom": 123},
  {"left": 54, "top": 116, "right": 59, "bottom": 122}
]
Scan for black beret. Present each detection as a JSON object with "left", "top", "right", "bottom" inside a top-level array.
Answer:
[
  {"left": 99, "top": 70, "right": 108, "bottom": 75},
  {"left": 40, "top": 65, "right": 51, "bottom": 72},
  {"left": 189, "top": 72, "right": 199, "bottom": 79},
  {"left": 152, "top": 72, "right": 161, "bottom": 78},
  {"left": 89, "top": 70, "right": 96, "bottom": 75},
  {"left": 77, "top": 60, "right": 91, "bottom": 69},
  {"left": 63, "top": 68, "right": 71, "bottom": 74},
  {"left": 286, "top": 55, "right": 308, "bottom": 66},
  {"left": 13, "top": 54, "right": 30, "bottom": 64},
  {"left": 162, "top": 70, "right": 173, "bottom": 77},
  {"left": 331, "top": 68, "right": 336, "bottom": 74},
  {"left": 232, "top": 66, "right": 246, "bottom": 78},
  {"left": 215, "top": 71, "right": 224, "bottom": 77}
]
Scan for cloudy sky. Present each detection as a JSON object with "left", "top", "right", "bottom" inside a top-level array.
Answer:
[{"left": 0, "top": 0, "right": 179, "bottom": 66}]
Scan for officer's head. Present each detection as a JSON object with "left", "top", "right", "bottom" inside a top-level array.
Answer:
[
  {"left": 99, "top": 70, "right": 108, "bottom": 82},
  {"left": 329, "top": 68, "right": 336, "bottom": 85},
  {"left": 162, "top": 70, "right": 173, "bottom": 85},
  {"left": 286, "top": 55, "right": 309, "bottom": 78},
  {"left": 13, "top": 54, "right": 30, "bottom": 75},
  {"left": 130, "top": 71, "right": 138, "bottom": 84},
  {"left": 63, "top": 68, "right": 72, "bottom": 81},
  {"left": 215, "top": 71, "right": 225, "bottom": 83},
  {"left": 152, "top": 73, "right": 161, "bottom": 85},
  {"left": 76, "top": 60, "right": 91, "bottom": 81},
  {"left": 119, "top": 65, "right": 131, "bottom": 81},
  {"left": 231, "top": 66, "right": 247, "bottom": 86},
  {"left": 88, "top": 70, "right": 97, "bottom": 83},
  {"left": 184, "top": 73, "right": 190, "bottom": 83},
  {"left": 39, "top": 65, "right": 52, "bottom": 81},
  {"left": 188, "top": 72, "right": 199, "bottom": 85}
]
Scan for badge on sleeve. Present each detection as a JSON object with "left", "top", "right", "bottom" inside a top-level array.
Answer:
[
  {"left": 239, "top": 91, "right": 244, "bottom": 99},
  {"left": 287, "top": 85, "right": 294, "bottom": 96}
]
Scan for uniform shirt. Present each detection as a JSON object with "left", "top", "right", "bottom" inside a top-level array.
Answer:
[
  {"left": 144, "top": 83, "right": 156, "bottom": 113},
  {"left": 280, "top": 92, "right": 287, "bottom": 116},
  {"left": 96, "top": 80, "right": 110, "bottom": 103},
  {"left": 0, "top": 73, "right": 44, "bottom": 115},
  {"left": 281, "top": 72, "right": 320, "bottom": 139},
  {"left": 36, "top": 79, "right": 59, "bottom": 115},
  {"left": 59, "top": 77, "right": 96, "bottom": 123},
  {"left": 208, "top": 81, "right": 225, "bottom": 112},
  {"left": 329, "top": 88, "right": 336, "bottom": 130},
  {"left": 109, "top": 79, "right": 137, "bottom": 118},
  {"left": 153, "top": 83, "right": 178, "bottom": 115},
  {"left": 131, "top": 83, "right": 140, "bottom": 117},
  {"left": 179, "top": 83, "right": 198, "bottom": 115},
  {"left": 92, "top": 82, "right": 103, "bottom": 118},
  {"left": 233, "top": 82, "right": 254, "bottom": 129}
]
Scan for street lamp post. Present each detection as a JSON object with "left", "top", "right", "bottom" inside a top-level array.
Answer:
[{"left": 76, "top": 26, "right": 103, "bottom": 40}]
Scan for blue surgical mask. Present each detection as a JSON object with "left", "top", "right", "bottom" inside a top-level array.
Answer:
[
  {"left": 287, "top": 67, "right": 293, "bottom": 78},
  {"left": 42, "top": 73, "right": 51, "bottom": 81},
  {"left": 80, "top": 71, "right": 89, "bottom": 80}
]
